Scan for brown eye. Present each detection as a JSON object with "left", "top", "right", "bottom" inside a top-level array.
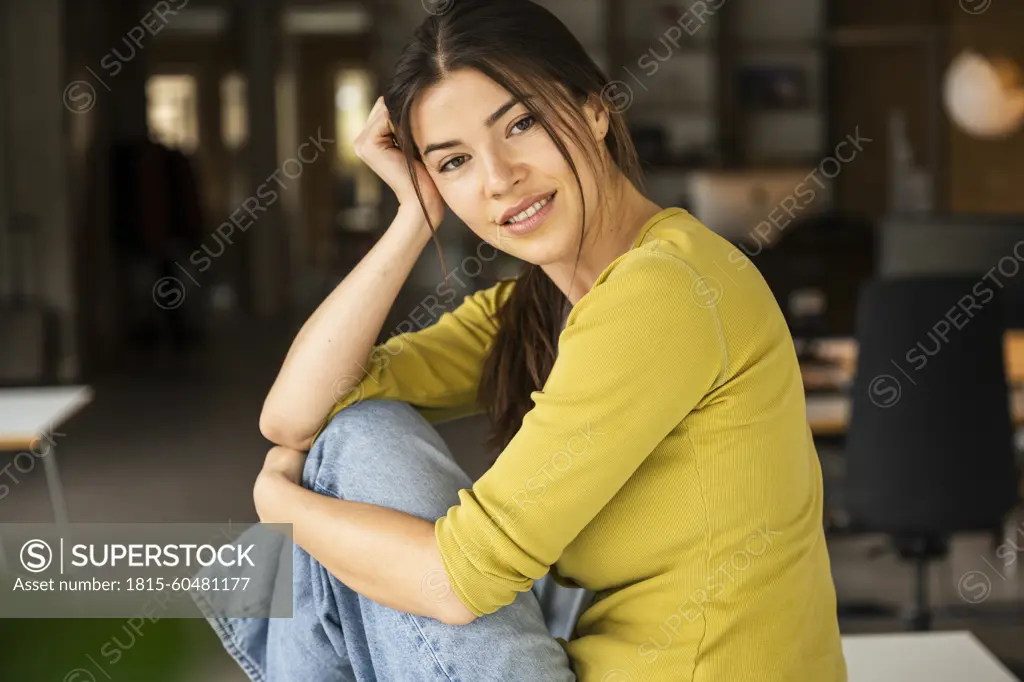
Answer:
[{"left": 511, "top": 115, "right": 535, "bottom": 134}]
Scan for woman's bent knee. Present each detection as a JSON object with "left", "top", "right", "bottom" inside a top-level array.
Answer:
[{"left": 304, "top": 400, "right": 472, "bottom": 521}]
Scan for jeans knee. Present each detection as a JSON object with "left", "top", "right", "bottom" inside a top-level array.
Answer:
[
  {"left": 304, "top": 400, "right": 471, "bottom": 521},
  {"left": 305, "top": 400, "right": 421, "bottom": 487}
]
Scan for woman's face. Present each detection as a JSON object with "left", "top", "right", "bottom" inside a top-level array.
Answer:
[{"left": 409, "top": 68, "right": 609, "bottom": 266}]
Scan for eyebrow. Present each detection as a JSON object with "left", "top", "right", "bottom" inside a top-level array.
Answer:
[{"left": 421, "top": 96, "right": 526, "bottom": 156}]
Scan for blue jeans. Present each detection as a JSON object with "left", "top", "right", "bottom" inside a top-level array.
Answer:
[{"left": 207, "top": 400, "right": 577, "bottom": 681}]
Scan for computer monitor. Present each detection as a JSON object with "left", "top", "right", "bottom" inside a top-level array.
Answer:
[{"left": 681, "top": 169, "right": 832, "bottom": 243}]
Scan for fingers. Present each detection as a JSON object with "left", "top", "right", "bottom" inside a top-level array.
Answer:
[
  {"left": 367, "top": 96, "right": 392, "bottom": 131},
  {"left": 355, "top": 97, "right": 398, "bottom": 159},
  {"left": 367, "top": 96, "right": 388, "bottom": 126}
]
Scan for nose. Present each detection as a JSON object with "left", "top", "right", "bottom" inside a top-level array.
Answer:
[{"left": 481, "top": 149, "right": 524, "bottom": 199}]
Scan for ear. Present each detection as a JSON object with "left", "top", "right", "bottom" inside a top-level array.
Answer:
[{"left": 582, "top": 92, "right": 610, "bottom": 143}]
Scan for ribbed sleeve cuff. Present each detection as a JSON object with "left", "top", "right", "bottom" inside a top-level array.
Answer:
[{"left": 434, "top": 513, "right": 489, "bottom": 618}]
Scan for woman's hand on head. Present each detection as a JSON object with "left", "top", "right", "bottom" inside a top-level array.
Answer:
[{"left": 354, "top": 96, "right": 445, "bottom": 227}]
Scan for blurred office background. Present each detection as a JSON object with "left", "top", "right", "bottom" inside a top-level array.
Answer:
[{"left": 1, "top": 0, "right": 1024, "bottom": 679}]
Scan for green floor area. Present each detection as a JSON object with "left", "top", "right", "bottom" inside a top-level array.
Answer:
[{"left": 0, "top": 618, "right": 224, "bottom": 681}]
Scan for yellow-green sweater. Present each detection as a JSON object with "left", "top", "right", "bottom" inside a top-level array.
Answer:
[{"left": 321, "top": 207, "right": 848, "bottom": 681}]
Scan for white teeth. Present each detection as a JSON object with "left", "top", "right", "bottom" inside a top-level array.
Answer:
[{"left": 505, "top": 194, "right": 553, "bottom": 224}]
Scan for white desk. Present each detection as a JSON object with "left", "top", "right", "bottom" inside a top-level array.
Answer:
[
  {"left": 0, "top": 385, "right": 94, "bottom": 524},
  {"left": 842, "top": 631, "right": 1020, "bottom": 682}
]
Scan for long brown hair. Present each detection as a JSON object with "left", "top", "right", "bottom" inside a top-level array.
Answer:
[{"left": 384, "top": 0, "right": 642, "bottom": 452}]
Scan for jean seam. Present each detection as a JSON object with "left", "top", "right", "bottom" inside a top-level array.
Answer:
[
  {"left": 196, "top": 592, "right": 267, "bottom": 682},
  {"left": 312, "top": 481, "right": 341, "bottom": 499},
  {"left": 404, "top": 612, "right": 457, "bottom": 682},
  {"left": 217, "top": 620, "right": 267, "bottom": 682}
]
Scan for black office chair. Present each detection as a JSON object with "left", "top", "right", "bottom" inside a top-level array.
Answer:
[{"left": 844, "top": 276, "right": 1020, "bottom": 631}]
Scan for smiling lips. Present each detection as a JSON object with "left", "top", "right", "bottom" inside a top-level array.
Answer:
[{"left": 499, "top": 191, "right": 557, "bottom": 236}]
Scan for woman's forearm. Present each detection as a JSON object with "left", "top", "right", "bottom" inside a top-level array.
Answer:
[
  {"left": 260, "top": 207, "right": 435, "bottom": 449},
  {"left": 254, "top": 471, "right": 477, "bottom": 625}
]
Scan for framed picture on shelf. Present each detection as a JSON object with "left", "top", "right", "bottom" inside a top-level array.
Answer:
[{"left": 738, "top": 66, "right": 809, "bottom": 110}]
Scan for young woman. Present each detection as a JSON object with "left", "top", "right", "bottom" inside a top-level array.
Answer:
[{"left": 209, "top": 1, "right": 847, "bottom": 680}]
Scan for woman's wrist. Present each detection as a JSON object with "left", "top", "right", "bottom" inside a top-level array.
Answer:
[
  {"left": 253, "top": 469, "right": 293, "bottom": 524},
  {"left": 392, "top": 204, "right": 435, "bottom": 241}
]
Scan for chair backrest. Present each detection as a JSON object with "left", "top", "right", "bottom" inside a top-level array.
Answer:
[
  {"left": 845, "top": 276, "right": 1018, "bottom": 535},
  {"left": 878, "top": 214, "right": 1024, "bottom": 330}
]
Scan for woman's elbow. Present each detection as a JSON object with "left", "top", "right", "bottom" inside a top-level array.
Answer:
[
  {"left": 438, "top": 600, "right": 478, "bottom": 626},
  {"left": 431, "top": 583, "right": 480, "bottom": 625},
  {"left": 259, "top": 411, "right": 315, "bottom": 451}
]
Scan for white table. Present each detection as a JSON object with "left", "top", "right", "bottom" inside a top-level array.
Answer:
[
  {"left": 0, "top": 385, "right": 94, "bottom": 525},
  {"left": 842, "top": 631, "right": 1021, "bottom": 682}
]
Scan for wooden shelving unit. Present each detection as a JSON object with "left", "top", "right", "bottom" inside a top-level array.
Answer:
[{"left": 544, "top": 0, "right": 830, "bottom": 172}]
